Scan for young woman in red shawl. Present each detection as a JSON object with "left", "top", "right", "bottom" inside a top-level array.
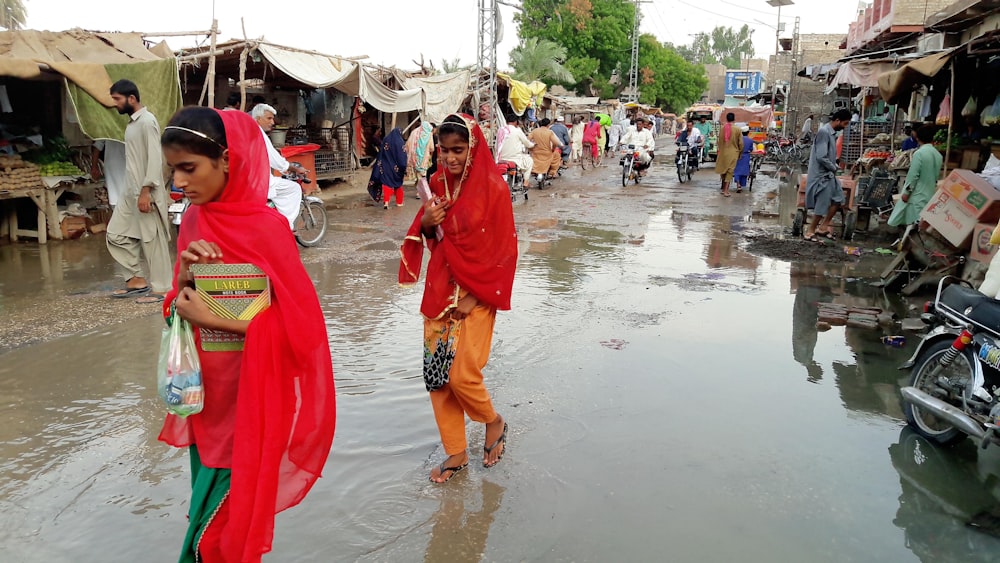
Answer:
[
  {"left": 159, "top": 107, "right": 336, "bottom": 562},
  {"left": 399, "top": 114, "right": 518, "bottom": 483}
]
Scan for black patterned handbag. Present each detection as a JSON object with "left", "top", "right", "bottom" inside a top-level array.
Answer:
[{"left": 423, "top": 320, "right": 462, "bottom": 392}]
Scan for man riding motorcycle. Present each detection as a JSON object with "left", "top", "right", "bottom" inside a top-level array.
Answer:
[
  {"left": 620, "top": 116, "right": 655, "bottom": 175},
  {"left": 676, "top": 120, "right": 703, "bottom": 171},
  {"left": 496, "top": 113, "right": 535, "bottom": 189},
  {"left": 253, "top": 103, "right": 305, "bottom": 229}
]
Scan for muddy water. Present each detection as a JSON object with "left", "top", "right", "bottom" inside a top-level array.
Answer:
[{"left": 3, "top": 153, "right": 1000, "bottom": 562}]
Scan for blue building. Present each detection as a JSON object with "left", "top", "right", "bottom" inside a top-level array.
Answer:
[{"left": 724, "top": 71, "right": 764, "bottom": 97}]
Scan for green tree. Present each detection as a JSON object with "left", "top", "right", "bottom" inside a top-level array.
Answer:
[
  {"left": 0, "top": 0, "right": 27, "bottom": 30},
  {"left": 636, "top": 35, "right": 708, "bottom": 111},
  {"left": 516, "top": 0, "right": 634, "bottom": 98},
  {"left": 687, "top": 25, "right": 755, "bottom": 68},
  {"left": 509, "top": 37, "right": 575, "bottom": 84}
]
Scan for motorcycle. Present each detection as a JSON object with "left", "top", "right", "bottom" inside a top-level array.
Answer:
[
  {"left": 280, "top": 170, "right": 328, "bottom": 248},
  {"left": 497, "top": 160, "right": 527, "bottom": 202},
  {"left": 167, "top": 185, "right": 188, "bottom": 235},
  {"left": 900, "top": 276, "right": 1000, "bottom": 448},
  {"left": 674, "top": 143, "right": 698, "bottom": 183},
  {"left": 620, "top": 144, "right": 640, "bottom": 186}
]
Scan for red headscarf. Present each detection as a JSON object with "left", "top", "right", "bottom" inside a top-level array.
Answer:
[
  {"left": 399, "top": 114, "right": 517, "bottom": 319},
  {"left": 160, "top": 109, "right": 335, "bottom": 562}
]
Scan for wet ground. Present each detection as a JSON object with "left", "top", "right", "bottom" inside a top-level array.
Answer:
[{"left": 3, "top": 140, "right": 1000, "bottom": 562}]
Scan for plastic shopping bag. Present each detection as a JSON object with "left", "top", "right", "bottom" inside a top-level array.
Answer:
[
  {"left": 157, "top": 308, "right": 204, "bottom": 417},
  {"left": 961, "top": 96, "right": 978, "bottom": 117},
  {"left": 936, "top": 92, "right": 951, "bottom": 125}
]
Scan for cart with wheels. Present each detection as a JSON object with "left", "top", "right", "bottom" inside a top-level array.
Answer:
[
  {"left": 853, "top": 167, "right": 896, "bottom": 232},
  {"left": 791, "top": 174, "right": 858, "bottom": 241}
]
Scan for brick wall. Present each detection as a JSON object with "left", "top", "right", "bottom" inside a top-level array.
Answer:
[{"left": 767, "top": 34, "right": 846, "bottom": 135}]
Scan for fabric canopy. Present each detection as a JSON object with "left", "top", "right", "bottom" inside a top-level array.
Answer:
[
  {"left": 0, "top": 30, "right": 182, "bottom": 141},
  {"left": 256, "top": 43, "right": 424, "bottom": 115},
  {"left": 878, "top": 49, "right": 956, "bottom": 104},
  {"left": 722, "top": 106, "right": 774, "bottom": 125},
  {"left": 397, "top": 70, "right": 470, "bottom": 124},
  {"left": 825, "top": 60, "right": 898, "bottom": 93}
]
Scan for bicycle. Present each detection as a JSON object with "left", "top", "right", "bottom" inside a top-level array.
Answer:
[{"left": 581, "top": 142, "right": 601, "bottom": 170}]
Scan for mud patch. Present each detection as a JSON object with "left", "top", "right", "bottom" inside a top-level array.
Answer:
[
  {"left": 648, "top": 274, "right": 761, "bottom": 293},
  {"left": 743, "top": 234, "right": 862, "bottom": 263}
]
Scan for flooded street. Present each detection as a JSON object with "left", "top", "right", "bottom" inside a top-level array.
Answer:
[{"left": 4, "top": 145, "right": 1000, "bottom": 562}]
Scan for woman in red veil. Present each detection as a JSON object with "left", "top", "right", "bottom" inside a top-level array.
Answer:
[
  {"left": 399, "top": 114, "right": 518, "bottom": 483},
  {"left": 159, "top": 107, "right": 335, "bottom": 562}
]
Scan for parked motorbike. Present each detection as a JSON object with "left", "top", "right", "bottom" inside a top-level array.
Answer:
[
  {"left": 167, "top": 185, "right": 188, "bottom": 235},
  {"left": 497, "top": 160, "right": 527, "bottom": 202},
  {"left": 280, "top": 170, "right": 328, "bottom": 248},
  {"left": 900, "top": 276, "right": 1000, "bottom": 448}
]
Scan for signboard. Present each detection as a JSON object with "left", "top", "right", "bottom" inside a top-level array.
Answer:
[{"left": 725, "top": 71, "right": 763, "bottom": 97}]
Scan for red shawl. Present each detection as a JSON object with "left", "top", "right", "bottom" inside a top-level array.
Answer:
[
  {"left": 159, "top": 109, "right": 335, "bottom": 562},
  {"left": 399, "top": 114, "right": 517, "bottom": 319},
  {"left": 722, "top": 122, "right": 733, "bottom": 143}
]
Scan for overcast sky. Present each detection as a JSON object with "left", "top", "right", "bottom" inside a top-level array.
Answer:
[{"left": 27, "top": 0, "right": 858, "bottom": 70}]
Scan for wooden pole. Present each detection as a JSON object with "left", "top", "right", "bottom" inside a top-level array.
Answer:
[
  {"left": 239, "top": 18, "right": 249, "bottom": 112},
  {"left": 943, "top": 60, "right": 956, "bottom": 179},
  {"left": 206, "top": 19, "right": 219, "bottom": 107},
  {"left": 140, "top": 30, "right": 213, "bottom": 38}
]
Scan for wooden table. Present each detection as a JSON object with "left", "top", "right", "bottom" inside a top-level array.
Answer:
[
  {"left": 0, "top": 180, "right": 95, "bottom": 243},
  {"left": 0, "top": 187, "right": 49, "bottom": 243}
]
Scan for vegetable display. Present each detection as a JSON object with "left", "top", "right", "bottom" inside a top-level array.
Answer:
[{"left": 0, "top": 154, "right": 42, "bottom": 191}]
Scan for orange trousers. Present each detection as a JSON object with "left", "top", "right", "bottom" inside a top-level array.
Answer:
[{"left": 426, "top": 304, "right": 498, "bottom": 455}]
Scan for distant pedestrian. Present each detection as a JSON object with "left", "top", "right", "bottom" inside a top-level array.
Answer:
[
  {"left": 570, "top": 116, "right": 584, "bottom": 161},
  {"left": 733, "top": 126, "right": 754, "bottom": 193},
  {"left": 367, "top": 127, "right": 408, "bottom": 209},
  {"left": 803, "top": 109, "right": 852, "bottom": 242},
  {"left": 550, "top": 116, "right": 571, "bottom": 167},
  {"left": 528, "top": 118, "right": 563, "bottom": 178},
  {"left": 715, "top": 112, "right": 743, "bottom": 197},
  {"left": 223, "top": 92, "right": 240, "bottom": 111},
  {"left": 106, "top": 79, "right": 172, "bottom": 304},
  {"left": 607, "top": 121, "right": 622, "bottom": 154},
  {"left": 405, "top": 120, "right": 436, "bottom": 183},
  {"left": 399, "top": 114, "right": 517, "bottom": 483},
  {"left": 159, "top": 106, "right": 335, "bottom": 562}
]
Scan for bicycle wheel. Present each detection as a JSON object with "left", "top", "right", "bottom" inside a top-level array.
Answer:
[
  {"left": 581, "top": 145, "right": 589, "bottom": 170},
  {"left": 295, "top": 200, "right": 328, "bottom": 247}
]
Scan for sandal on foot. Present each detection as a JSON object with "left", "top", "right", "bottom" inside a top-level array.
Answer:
[
  {"left": 110, "top": 286, "right": 150, "bottom": 299},
  {"left": 136, "top": 294, "right": 165, "bottom": 304},
  {"left": 817, "top": 230, "right": 836, "bottom": 240},
  {"left": 430, "top": 461, "right": 467, "bottom": 483},
  {"left": 803, "top": 233, "right": 820, "bottom": 243},
  {"left": 483, "top": 422, "right": 508, "bottom": 468}
]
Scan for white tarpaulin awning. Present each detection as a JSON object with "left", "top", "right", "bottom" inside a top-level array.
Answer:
[
  {"left": 397, "top": 70, "right": 470, "bottom": 124},
  {"left": 257, "top": 43, "right": 424, "bottom": 114},
  {"left": 824, "top": 59, "right": 898, "bottom": 94}
]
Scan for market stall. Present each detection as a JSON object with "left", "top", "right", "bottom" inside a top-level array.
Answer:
[{"left": 0, "top": 29, "right": 181, "bottom": 244}]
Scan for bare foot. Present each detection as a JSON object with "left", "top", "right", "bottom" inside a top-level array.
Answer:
[
  {"left": 483, "top": 416, "right": 507, "bottom": 468},
  {"left": 429, "top": 452, "right": 469, "bottom": 483}
]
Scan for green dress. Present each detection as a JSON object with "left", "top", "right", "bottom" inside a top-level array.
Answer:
[{"left": 888, "top": 143, "right": 943, "bottom": 226}]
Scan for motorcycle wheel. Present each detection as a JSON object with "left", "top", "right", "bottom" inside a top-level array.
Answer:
[
  {"left": 295, "top": 200, "right": 328, "bottom": 248},
  {"left": 902, "top": 340, "right": 972, "bottom": 447},
  {"left": 677, "top": 160, "right": 685, "bottom": 183},
  {"left": 686, "top": 166, "right": 692, "bottom": 182},
  {"left": 622, "top": 160, "right": 632, "bottom": 187}
]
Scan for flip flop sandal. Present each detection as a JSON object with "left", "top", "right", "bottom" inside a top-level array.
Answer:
[
  {"left": 803, "top": 234, "right": 820, "bottom": 243},
  {"left": 817, "top": 230, "right": 837, "bottom": 240},
  {"left": 135, "top": 294, "right": 165, "bottom": 304},
  {"left": 483, "top": 422, "right": 508, "bottom": 468},
  {"left": 723, "top": 193, "right": 732, "bottom": 197},
  {"left": 430, "top": 461, "right": 467, "bottom": 483},
  {"left": 110, "top": 286, "right": 151, "bottom": 299}
]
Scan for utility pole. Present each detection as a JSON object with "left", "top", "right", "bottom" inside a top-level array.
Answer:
[
  {"left": 474, "top": 0, "right": 498, "bottom": 124},
  {"left": 626, "top": 1, "right": 650, "bottom": 103},
  {"left": 783, "top": 16, "right": 800, "bottom": 137}
]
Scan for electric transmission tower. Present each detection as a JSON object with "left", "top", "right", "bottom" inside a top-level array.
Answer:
[
  {"left": 474, "top": 0, "right": 499, "bottom": 120},
  {"left": 626, "top": 0, "right": 642, "bottom": 102}
]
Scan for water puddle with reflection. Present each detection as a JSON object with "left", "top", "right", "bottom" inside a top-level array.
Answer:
[{"left": 2, "top": 162, "right": 999, "bottom": 561}]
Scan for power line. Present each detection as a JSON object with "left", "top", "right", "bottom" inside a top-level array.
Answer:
[{"left": 674, "top": 0, "right": 761, "bottom": 29}]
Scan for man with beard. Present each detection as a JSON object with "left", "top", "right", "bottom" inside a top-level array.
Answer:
[
  {"left": 253, "top": 103, "right": 305, "bottom": 227},
  {"left": 106, "top": 79, "right": 171, "bottom": 304}
]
